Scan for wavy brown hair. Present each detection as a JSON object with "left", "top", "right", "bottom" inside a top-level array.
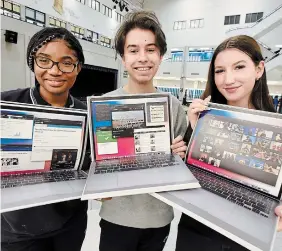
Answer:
[{"left": 114, "top": 11, "right": 167, "bottom": 58}]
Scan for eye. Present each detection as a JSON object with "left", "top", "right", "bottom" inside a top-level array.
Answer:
[
  {"left": 235, "top": 65, "right": 245, "bottom": 70},
  {"left": 130, "top": 49, "right": 138, "bottom": 54},
  {"left": 38, "top": 57, "right": 50, "bottom": 63},
  {"left": 62, "top": 61, "right": 73, "bottom": 66},
  {"left": 215, "top": 69, "right": 224, "bottom": 74},
  {"left": 147, "top": 48, "right": 156, "bottom": 53}
]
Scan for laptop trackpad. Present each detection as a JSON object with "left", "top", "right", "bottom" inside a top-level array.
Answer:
[
  {"left": 117, "top": 169, "right": 161, "bottom": 187},
  {"left": 3, "top": 182, "right": 72, "bottom": 203}
]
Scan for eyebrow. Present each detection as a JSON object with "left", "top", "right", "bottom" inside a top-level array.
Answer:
[
  {"left": 126, "top": 43, "right": 157, "bottom": 49},
  {"left": 215, "top": 60, "right": 247, "bottom": 69},
  {"left": 37, "top": 53, "right": 76, "bottom": 60}
]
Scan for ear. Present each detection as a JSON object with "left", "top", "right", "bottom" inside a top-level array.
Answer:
[
  {"left": 256, "top": 60, "right": 265, "bottom": 79},
  {"left": 121, "top": 55, "right": 126, "bottom": 68},
  {"left": 76, "top": 63, "right": 82, "bottom": 75}
]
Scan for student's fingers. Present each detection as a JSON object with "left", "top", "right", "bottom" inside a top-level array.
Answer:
[
  {"left": 189, "top": 107, "right": 207, "bottom": 115},
  {"left": 172, "top": 145, "right": 187, "bottom": 154},
  {"left": 203, "top": 95, "right": 211, "bottom": 104},
  {"left": 175, "top": 150, "right": 187, "bottom": 159},
  {"left": 274, "top": 205, "right": 282, "bottom": 232},
  {"left": 101, "top": 197, "right": 112, "bottom": 201},
  {"left": 191, "top": 99, "right": 206, "bottom": 105},
  {"left": 188, "top": 102, "right": 207, "bottom": 113},
  {"left": 171, "top": 140, "right": 186, "bottom": 150},
  {"left": 96, "top": 197, "right": 112, "bottom": 202},
  {"left": 172, "top": 135, "right": 183, "bottom": 145}
]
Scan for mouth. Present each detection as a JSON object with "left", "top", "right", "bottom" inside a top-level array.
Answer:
[
  {"left": 45, "top": 80, "right": 66, "bottom": 87},
  {"left": 224, "top": 86, "right": 241, "bottom": 93},
  {"left": 134, "top": 67, "right": 152, "bottom": 72}
]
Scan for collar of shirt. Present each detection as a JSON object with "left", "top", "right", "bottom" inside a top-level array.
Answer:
[{"left": 30, "top": 84, "right": 75, "bottom": 108}]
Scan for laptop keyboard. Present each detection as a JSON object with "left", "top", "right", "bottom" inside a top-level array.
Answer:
[
  {"left": 94, "top": 154, "right": 178, "bottom": 174},
  {"left": 1, "top": 170, "right": 86, "bottom": 189},
  {"left": 189, "top": 166, "right": 275, "bottom": 218}
]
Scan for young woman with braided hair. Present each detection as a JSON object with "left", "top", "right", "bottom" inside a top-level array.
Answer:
[{"left": 1, "top": 27, "right": 89, "bottom": 251}]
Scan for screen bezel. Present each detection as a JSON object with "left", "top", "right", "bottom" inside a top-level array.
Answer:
[
  {"left": 185, "top": 103, "right": 282, "bottom": 201},
  {"left": 0, "top": 101, "right": 88, "bottom": 173},
  {"left": 87, "top": 93, "right": 173, "bottom": 162}
]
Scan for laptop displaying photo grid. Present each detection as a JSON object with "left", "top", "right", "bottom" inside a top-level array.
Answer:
[{"left": 153, "top": 103, "right": 282, "bottom": 251}]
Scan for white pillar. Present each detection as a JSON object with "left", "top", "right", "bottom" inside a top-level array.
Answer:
[{"left": 179, "top": 46, "right": 188, "bottom": 102}]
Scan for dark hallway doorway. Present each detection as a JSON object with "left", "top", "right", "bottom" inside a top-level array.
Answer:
[{"left": 70, "top": 64, "right": 118, "bottom": 102}]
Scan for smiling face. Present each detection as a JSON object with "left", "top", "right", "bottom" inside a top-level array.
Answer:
[
  {"left": 34, "top": 39, "right": 81, "bottom": 97},
  {"left": 122, "top": 28, "right": 162, "bottom": 85},
  {"left": 214, "top": 48, "right": 264, "bottom": 107}
]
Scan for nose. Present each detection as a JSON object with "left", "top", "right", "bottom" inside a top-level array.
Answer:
[
  {"left": 224, "top": 70, "right": 235, "bottom": 85},
  {"left": 138, "top": 49, "right": 149, "bottom": 62},
  {"left": 48, "top": 63, "right": 62, "bottom": 75}
]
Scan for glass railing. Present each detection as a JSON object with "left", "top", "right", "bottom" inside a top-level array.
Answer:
[{"left": 227, "top": 4, "right": 282, "bottom": 32}]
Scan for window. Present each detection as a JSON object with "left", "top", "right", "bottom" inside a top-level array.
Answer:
[
  {"left": 76, "top": 0, "right": 85, "bottom": 4},
  {"left": 187, "top": 49, "right": 214, "bottom": 62},
  {"left": 102, "top": 4, "right": 112, "bottom": 18},
  {"left": 171, "top": 51, "right": 183, "bottom": 62},
  {"left": 245, "top": 12, "right": 263, "bottom": 23},
  {"left": 49, "top": 16, "right": 66, "bottom": 28},
  {"left": 188, "top": 19, "right": 204, "bottom": 28},
  {"left": 173, "top": 21, "right": 186, "bottom": 30},
  {"left": 25, "top": 7, "right": 45, "bottom": 27},
  {"left": 1, "top": 0, "right": 20, "bottom": 20},
  {"left": 89, "top": 0, "right": 100, "bottom": 11},
  {"left": 224, "top": 15, "right": 240, "bottom": 25},
  {"left": 100, "top": 36, "right": 111, "bottom": 48},
  {"left": 70, "top": 24, "right": 85, "bottom": 38},
  {"left": 115, "top": 12, "right": 123, "bottom": 23},
  {"left": 86, "top": 30, "right": 98, "bottom": 43}
]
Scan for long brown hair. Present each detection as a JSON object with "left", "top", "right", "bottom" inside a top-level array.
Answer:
[{"left": 184, "top": 35, "right": 276, "bottom": 143}]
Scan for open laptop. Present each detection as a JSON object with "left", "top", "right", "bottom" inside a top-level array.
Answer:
[
  {"left": 153, "top": 103, "right": 282, "bottom": 251},
  {"left": 81, "top": 93, "right": 200, "bottom": 200},
  {"left": 1, "top": 101, "right": 88, "bottom": 213}
]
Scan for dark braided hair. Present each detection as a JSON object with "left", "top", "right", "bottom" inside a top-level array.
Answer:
[{"left": 27, "top": 27, "right": 85, "bottom": 72}]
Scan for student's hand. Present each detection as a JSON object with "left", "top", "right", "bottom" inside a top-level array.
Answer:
[
  {"left": 171, "top": 135, "right": 187, "bottom": 159},
  {"left": 275, "top": 205, "right": 282, "bottom": 231},
  {"left": 188, "top": 96, "right": 211, "bottom": 129},
  {"left": 96, "top": 198, "right": 112, "bottom": 202}
]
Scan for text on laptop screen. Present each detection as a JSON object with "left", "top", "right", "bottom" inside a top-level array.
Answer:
[
  {"left": 91, "top": 96, "right": 171, "bottom": 160},
  {"left": 187, "top": 108, "right": 282, "bottom": 197},
  {"left": 1, "top": 107, "right": 86, "bottom": 175}
]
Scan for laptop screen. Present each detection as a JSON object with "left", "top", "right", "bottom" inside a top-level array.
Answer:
[
  {"left": 0, "top": 102, "right": 87, "bottom": 176},
  {"left": 88, "top": 94, "right": 172, "bottom": 161},
  {"left": 186, "top": 105, "right": 282, "bottom": 198}
]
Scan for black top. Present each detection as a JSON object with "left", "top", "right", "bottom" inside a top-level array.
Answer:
[
  {"left": 180, "top": 125, "right": 247, "bottom": 250},
  {"left": 1, "top": 86, "right": 89, "bottom": 241}
]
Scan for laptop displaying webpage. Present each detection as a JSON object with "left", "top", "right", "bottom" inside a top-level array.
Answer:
[
  {"left": 187, "top": 107, "right": 282, "bottom": 198},
  {"left": 90, "top": 95, "right": 172, "bottom": 161},
  {"left": 1, "top": 104, "right": 87, "bottom": 175}
]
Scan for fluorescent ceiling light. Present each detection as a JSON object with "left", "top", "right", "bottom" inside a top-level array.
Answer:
[{"left": 275, "top": 45, "right": 282, "bottom": 48}]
